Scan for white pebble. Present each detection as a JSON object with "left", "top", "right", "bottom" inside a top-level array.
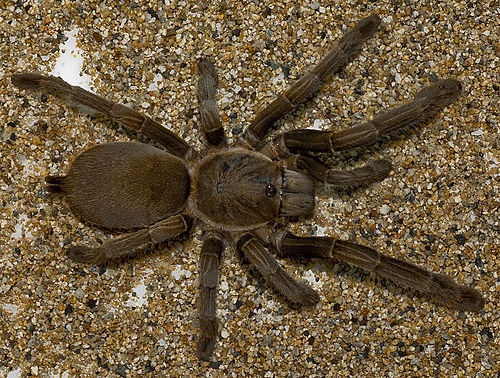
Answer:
[{"left": 380, "top": 204, "right": 391, "bottom": 215}]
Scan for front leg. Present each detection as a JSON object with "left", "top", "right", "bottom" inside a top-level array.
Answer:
[
  {"left": 197, "top": 234, "right": 224, "bottom": 360},
  {"left": 240, "top": 14, "right": 381, "bottom": 147},
  {"left": 259, "top": 79, "right": 462, "bottom": 157}
]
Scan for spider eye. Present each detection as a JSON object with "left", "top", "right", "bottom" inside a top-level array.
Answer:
[{"left": 265, "top": 183, "right": 277, "bottom": 197}]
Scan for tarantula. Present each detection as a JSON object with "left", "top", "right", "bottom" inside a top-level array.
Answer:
[{"left": 12, "top": 14, "right": 484, "bottom": 360}]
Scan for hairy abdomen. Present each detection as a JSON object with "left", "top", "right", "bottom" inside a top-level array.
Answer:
[{"left": 50, "top": 142, "right": 189, "bottom": 230}]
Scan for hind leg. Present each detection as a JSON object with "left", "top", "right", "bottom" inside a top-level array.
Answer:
[
  {"left": 253, "top": 226, "right": 484, "bottom": 313},
  {"left": 67, "top": 213, "right": 192, "bottom": 265},
  {"left": 12, "top": 74, "right": 191, "bottom": 158}
]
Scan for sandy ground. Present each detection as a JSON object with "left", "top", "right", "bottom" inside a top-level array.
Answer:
[{"left": 1, "top": 1, "right": 498, "bottom": 376}]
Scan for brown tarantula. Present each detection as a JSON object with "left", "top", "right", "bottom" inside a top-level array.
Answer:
[{"left": 12, "top": 14, "right": 484, "bottom": 360}]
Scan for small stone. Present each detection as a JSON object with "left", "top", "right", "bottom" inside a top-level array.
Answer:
[
  {"left": 64, "top": 304, "right": 74, "bottom": 315},
  {"left": 35, "top": 284, "right": 45, "bottom": 296},
  {"left": 92, "top": 31, "right": 102, "bottom": 42},
  {"left": 28, "top": 322, "right": 36, "bottom": 332},
  {"left": 75, "top": 287, "right": 85, "bottom": 299},
  {"left": 209, "top": 361, "right": 221, "bottom": 369},
  {"left": 454, "top": 233, "right": 466, "bottom": 245},
  {"left": 380, "top": 204, "right": 391, "bottom": 215},
  {"left": 474, "top": 257, "right": 483, "bottom": 268}
]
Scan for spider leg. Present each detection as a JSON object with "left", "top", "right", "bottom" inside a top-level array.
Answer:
[
  {"left": 237, "top": 233, "right": 320, "bottom": 307},
  {"left": 67, "top": 214, "right": 192, "bottom": 265},
  {"left": 263, "top": 230, "right": 484, "bottom": 312},
  {"left": 11, "top": 73, "right": 191, "bottom": 158},
  {"left": 240, "top": 14, "right": 381, "bottom": 148},
  {"left": 197, "top": 58, "right": 225, "bottom": 146},
  {"left": 260, "top": 79, "right": 462, "bottom": 158},
  {"left": 284, "top": 155, "right": 393, "bottom": 186},
  {"left": 197, "top": 234, "right": 224, "bottom": 360}
]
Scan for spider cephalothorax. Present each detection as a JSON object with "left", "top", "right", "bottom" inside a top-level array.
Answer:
[
  {"left": 12, "top": 14, "right": 484, "bottom": 360},
  {"left": 190, "top": 148, "right": 315, "bottom": 230}
]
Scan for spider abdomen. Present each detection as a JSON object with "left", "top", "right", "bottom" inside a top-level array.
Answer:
[{"left": 58, "top": 142, "right": 190, "bottom": 229}]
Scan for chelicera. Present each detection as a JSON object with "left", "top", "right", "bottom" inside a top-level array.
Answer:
[{"left": 12, "top": 14, "right": 484, "bottom": 360}]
